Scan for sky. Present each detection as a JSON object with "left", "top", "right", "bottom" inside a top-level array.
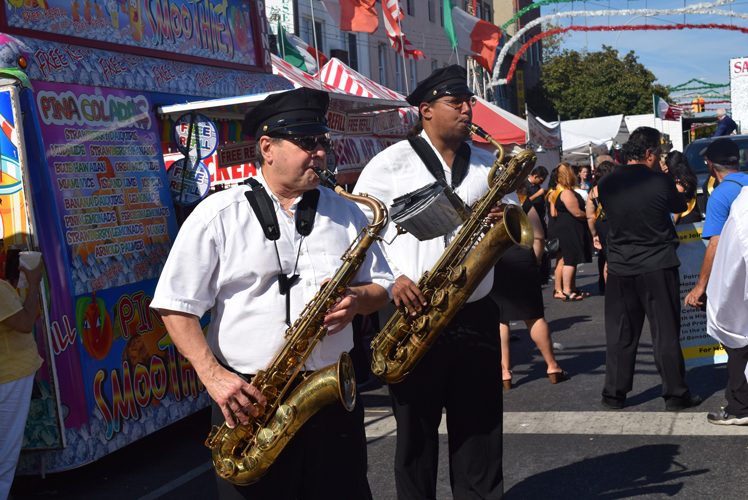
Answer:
[{"left": 530, "top": 0, "right": 748, "bottom": 107}]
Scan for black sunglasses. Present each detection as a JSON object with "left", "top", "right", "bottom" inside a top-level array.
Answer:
[{"left": 284, "top": 135, "right": 333, "bottom": 154}]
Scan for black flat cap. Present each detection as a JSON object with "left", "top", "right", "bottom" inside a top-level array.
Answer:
[
  {"left": 406, "top": 65, "right": 473, "bottom": 106},
  {"left": 700, "top": 138, "right": 740, "bottom": 165},
  {"left": 242, "top": 88, "right": 330, "bottom": 139}
]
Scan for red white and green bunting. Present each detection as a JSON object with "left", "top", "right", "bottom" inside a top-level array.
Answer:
[{"left": 277, "top": 21, "right": 329, "bottom": 74}]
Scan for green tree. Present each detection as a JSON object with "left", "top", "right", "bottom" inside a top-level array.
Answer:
[{"left": 526, "top": 45, "right": 671, "bottom": 121}]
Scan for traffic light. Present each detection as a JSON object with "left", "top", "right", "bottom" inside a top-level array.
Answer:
[
  {"left": 691, "top": 98, "right": 700, "bottom": 113},
  {"left": 691, "top": 98, "right": 706, "bottom": 113}
]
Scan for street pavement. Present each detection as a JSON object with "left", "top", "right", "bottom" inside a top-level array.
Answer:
[{"left": 10, "top": 262, "right": 748, "bottom": 500}]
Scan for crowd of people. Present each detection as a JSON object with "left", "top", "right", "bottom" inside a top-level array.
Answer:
[{"left": 2, "top": 66, "right": 748, "bottom": 500}]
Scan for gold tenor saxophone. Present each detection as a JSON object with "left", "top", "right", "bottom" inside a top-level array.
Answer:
[
  {"left": 206, "top": 168, "right": 387, "bottom": 485},
  {"left": 370, "top": 123, "right": 537, "bottom": 384}
]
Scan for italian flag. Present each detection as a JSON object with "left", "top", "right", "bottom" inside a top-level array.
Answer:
[
  {"left": 653, "top": 95, "right": 682, "bottom": 122},
  {"left": 277, "top": 22, "right": 329, "bottom": 75},
  {"left": 443, "top": 0, "right": 501, "bottom": 71}
]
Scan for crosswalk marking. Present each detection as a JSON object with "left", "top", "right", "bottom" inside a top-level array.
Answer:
[{"left": 364, "top": 412, "right": 748, "bottom": 438}]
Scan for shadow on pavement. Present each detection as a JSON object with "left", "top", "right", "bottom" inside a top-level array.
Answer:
[
  {"left": 506, "top": 444, "right": 708, "bottom": 500},
  {"left": 547, "top": 315, "right": 594, "bottom": 334}
]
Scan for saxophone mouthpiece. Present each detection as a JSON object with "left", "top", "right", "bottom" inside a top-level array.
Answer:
[
  {"left": 312, "top": 168, "right": 341, "bottom": 191},
  {"left": 468, "top": 123, "right": 489, "bottom": 139}
]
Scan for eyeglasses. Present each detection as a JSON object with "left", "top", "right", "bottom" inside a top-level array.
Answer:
[
  {"left": 285, "top": 135, "right": 333, "bottom": 154},
  {"left": 438, "top": 96, "right": 477, "bottom": 110}
]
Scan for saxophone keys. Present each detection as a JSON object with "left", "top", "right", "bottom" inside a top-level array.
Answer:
[
  {"left": 412, "top": 315, "right": 430, "bottom": 334},
  {"left": 430, "top": 289, "right": 448, "bottom": 311},
  {"left": 256, "top": 428, "right": 276, "bottom": 449},
  {"left": 447, "top": 265, "right": 466, "bottom": 284},
  {"left": 276, "top": 404, "right": 295, "bottom": 424},
  {"left": 217, "top": 458, "right": 236, "bottom": 478}
]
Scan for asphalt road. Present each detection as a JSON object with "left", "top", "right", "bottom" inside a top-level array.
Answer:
[{"left": 10, "top": 262, "right": 747, "bottom": 500}]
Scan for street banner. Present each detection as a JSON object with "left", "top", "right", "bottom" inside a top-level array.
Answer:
[
  {"left": 527, "top": 109, "right": 561, "bottom": 149},
  {"left": 676, "top": 222, "right": 727, "bottom": 367}
]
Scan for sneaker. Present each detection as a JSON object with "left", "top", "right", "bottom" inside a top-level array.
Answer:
[
  {"left": 707, "top": 409, "right": 748, "bottom": 425},
  {"left": 601, "top": 398, "right": 623, "bottom": 410},
  {"left": 666, "top": 395, "right": 702, "bottom": 412}
]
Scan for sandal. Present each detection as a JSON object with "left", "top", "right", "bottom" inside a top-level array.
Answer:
[
  {"left": 561, "top": 292, "right": 583, "bottom": 301},
  {"left": 502, "top": 369, "right": 513, "bottom": 390},
  {"left": 571, "top": 289, "right": 590, "bottom": 298},
  {"left": 553, "top": 290, "right": 565, "bottom": 300},
  {"left": 548, "top": 370, "right": 569, "bottom": 384}
]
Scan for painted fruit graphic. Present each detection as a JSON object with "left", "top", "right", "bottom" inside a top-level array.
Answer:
[
  {"left": 84, "top": 0, "right": 91, "bottom": 22},
  {"left": 77, "top": 292, "right": 114, "bottom": 360},
  {"left": 232, "top": 7, "right": 247, "bottom": 47},
  {"left": 71, "top": 0, "right": 80, "bottom": 21}
]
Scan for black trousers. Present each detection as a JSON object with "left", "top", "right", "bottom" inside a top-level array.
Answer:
[
  {"left": 602, "top": 267, "right": 692, "bottom": 407},
  {"left": 725, "top": 344, "right": 748, "bottom": 417},
  {"left": 388, "top": 297, "right": 504, "bottom": 500},
  {"left": 210, "top": 371, "right": 372, "bottom": 500}
]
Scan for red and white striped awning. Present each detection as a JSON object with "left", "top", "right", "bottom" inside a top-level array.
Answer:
[
  {"left": 319, "top": 58, "right": 406, "bottom": 101},
  {"left": 272, "top": 54, "right": 343, "bottom": 94}
]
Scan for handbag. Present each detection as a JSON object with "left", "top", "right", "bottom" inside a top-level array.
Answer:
[{"left": 545, "top": 238, "right": 560, "bottom": 254}]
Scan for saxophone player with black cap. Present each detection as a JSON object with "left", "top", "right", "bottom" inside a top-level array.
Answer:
[
  {"left": 151, "top": 88, "right": 394, "bottom": 500},
  {"left": 355, "top": 65, "right": 517, "bottom": 500}
]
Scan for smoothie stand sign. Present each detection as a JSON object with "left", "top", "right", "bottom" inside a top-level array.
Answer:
[{"left": 2, "top": 0, "right": 259, "bottom": 69}]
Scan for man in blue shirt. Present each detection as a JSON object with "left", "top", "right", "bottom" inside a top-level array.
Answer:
[
  {"left": 684, "top": 138, "right": 748, "bottom": 308},
  {"left": 713, "top": 108, "right": 738, "bottom": 137}
]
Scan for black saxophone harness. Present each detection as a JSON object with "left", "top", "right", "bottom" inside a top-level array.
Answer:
[{"left": 243, "top": 177, "right": 319, "bottom": 327}]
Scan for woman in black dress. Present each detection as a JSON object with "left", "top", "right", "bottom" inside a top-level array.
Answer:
[
  {"left": 665, "top": 151, "right": 703, "bottom": 225},
  {"left": 586, "top": 160, "right": 618, "bottom": 294},
  {"left": 546, "top": 167, "right": 566, "bottom": 294},
  {"left": 490, "top": 184, "right": 568, "bottom": 389},
  {"left": 550, "top": 163, "right": 591, "bottom": 301}
]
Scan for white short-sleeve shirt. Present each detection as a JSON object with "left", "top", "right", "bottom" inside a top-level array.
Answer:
[
  {"left": 706, "top": 186, "right": 748, "bottom": 349},
  {"left": 150, "top": 173, "right": 395, "bottom": 374},
  {"left": 354, "top": 131, "right": 519, "bottom": 303}
]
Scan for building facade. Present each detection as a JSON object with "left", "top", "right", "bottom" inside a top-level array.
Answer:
[{"left": 266, "top": 0, "right": 542, "bottom": 114}]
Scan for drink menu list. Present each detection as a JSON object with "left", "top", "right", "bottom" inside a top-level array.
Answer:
[{"left": 34, "top": 81, "right": 179, "bottom": 296}]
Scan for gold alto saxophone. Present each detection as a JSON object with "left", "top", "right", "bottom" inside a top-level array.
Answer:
[
  {"left": 206, "top": 168, "right": 387, "bottom": 485},
  {"left": 370, "top": 123, "right": 537, "bottom": 384}
]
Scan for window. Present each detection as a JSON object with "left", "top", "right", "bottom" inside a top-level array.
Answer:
[
  {"left": 410, "top": 60, "right": 416, "bottom": 91},
  {"left": 428, "top": 0, "right": 434, "bottom": 22},
  {"left": 378, "top": 45, "right": 386, "bottom": 85},
  {"left": 483, "top": 4, "right": 491, "bottom": 22},
  {"left": 406, "top": 0, "right": 413, "bottom": 16},
  {"left": 476, "top": 3, "right": 481, "bottom": 19},
  {"left": 301, "top": 18, "right": 324, "bottom": 52},
  {"left": 396, "top": 56, "right": 403, "bottom": 93},
  {"left": 348, "top": 33, "right": 358, "bottom": 71},
  {"left": 440, "top": 2, "right": 443, "bottom": 26},
  {"left": 431, "top": 59, "right": 437, "bottom": 73}
]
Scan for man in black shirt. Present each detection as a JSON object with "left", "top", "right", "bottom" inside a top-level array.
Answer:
[
  {"left": 525, "top": 166, "right": 549, "bottom": 234},
  {"left": 597, "top": 127, "right": 701, "bottom": 411}
]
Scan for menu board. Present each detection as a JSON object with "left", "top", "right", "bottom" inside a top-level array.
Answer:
[
  {"left": 3, "top": 0, "right": 258, "bottom": 69},
  {"left": 34, "top": 81, "right": 179, "bottom": 296}
]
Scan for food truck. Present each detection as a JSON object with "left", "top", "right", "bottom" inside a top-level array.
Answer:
[{"left": 0, "top": 0, "right": 409, "bottom": 475}]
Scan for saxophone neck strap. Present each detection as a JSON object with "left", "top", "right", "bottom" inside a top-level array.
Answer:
[
  {"left": 407, "top": 136, "right": 471, "bottom": 189},
  {"left": 244, "top": 177, "right": 320, "bottom": 326},
  {"left": 243, "top": 177, "right": 320, "bottom": 238}
]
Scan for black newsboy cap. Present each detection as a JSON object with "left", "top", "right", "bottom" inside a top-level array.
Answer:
[
  {"left": 242, "top": 88, "right": 330, "bottom": 139},
  {"left": 406, "top": 65, "right": 473, "bottom": 106},
  {"left": 700, "top": 138, "right": 740, "bottom": 165}
]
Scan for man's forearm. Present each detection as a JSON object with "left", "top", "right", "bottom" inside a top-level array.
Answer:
[
  {"left": 160, "top": 311, "right": 220, "bottom": 379},
  {"left": 350, "top": 283, "right": 390, "bottom": 315}
]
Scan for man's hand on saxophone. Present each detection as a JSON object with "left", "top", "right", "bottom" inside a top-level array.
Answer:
[
  {"left": 392, "top": 275, "right": 427, "bottom": 316},
  {"left": 158, "top": 310, "right": 267, "bottom": 429}
]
